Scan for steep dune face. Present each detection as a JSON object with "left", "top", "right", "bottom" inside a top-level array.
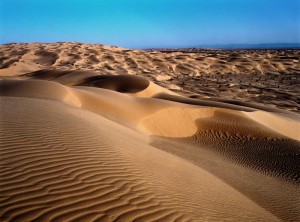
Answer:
[
  {"left": 1, "top": 97, "right": 283, "bottom": 222},
  {"left": 1, "top": 42, "right": 299, "bottom": 112},
  {"left": 0, "top": 43, "right": 300, "bottom": 221}
]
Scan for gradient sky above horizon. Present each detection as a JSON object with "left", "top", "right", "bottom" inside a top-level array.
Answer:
[{"left": 0, "top": 0, "right": 299, "bottom": 49}]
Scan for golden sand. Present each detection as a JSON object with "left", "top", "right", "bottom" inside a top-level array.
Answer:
[{"left": 0, "top": 43, "right": 299, "bottom": 221}]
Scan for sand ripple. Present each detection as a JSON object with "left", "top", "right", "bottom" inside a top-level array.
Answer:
[
  {"left": 0, "top": 42, "right": 299, "bottom": 112},
  {"left": 0, "top": 43, "right": 300, "bottom": 221}
]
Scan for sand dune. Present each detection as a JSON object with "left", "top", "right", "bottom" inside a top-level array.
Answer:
[
  {"left": 1, "top": 42, "right": 299, "bottom": 112},
  {"left": 1, "top": 43, "right": 300, "bottom": 221}
]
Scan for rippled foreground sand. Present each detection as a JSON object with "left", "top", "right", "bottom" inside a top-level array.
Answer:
[{"left": 0, "top": 43, "right": 300, "bottom": 221}]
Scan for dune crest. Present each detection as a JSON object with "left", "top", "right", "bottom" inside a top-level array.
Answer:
[
  {"left": 1, "top": 42, "right": 299, "bottom": 112},
  {"left": 1, "top": 43, "right": 300, "bottom": 221}
]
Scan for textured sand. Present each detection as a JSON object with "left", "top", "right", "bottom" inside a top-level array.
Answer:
[
  {"left": 0, "top": 43, "right": 300, "bottom": 221},
  {"left": 0, "top": 42, "right": 299, "bottom": 112}
]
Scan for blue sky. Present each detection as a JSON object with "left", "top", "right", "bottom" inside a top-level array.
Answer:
[{"left": 0, "top": 0, "right": 299, "bottom": 48}]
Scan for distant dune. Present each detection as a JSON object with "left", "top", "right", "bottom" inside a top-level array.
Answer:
[
  {"left": 0, "top": 43, "right": 299, "bottom": 221},
  {"left": 182, "top": 43, "right": 300, "bottom": 49},
  {"left": 1, "top": 42, "right": 299, "bottom": 112}
]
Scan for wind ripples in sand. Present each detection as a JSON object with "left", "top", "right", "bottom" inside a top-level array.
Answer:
[{"left": 0, "top": 44, "right": 299, "bottom": 221}]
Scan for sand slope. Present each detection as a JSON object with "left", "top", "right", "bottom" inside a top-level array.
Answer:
[
  {"left": 1, "top": 42, "right": 299, "bottom": 112},
  {"left": 0, "top": 44, "right": 300, "bottom": 221},
  {"left": 1, "top": 96, "right": 283, "bottom": 222}
]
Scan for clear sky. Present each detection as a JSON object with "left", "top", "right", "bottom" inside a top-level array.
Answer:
[{"left": 0, "top": 0, "right": 299, "bottom": 48}]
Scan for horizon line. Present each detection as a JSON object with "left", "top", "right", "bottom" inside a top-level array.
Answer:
[{"left": 1, "top": 41, "right": 300, "bottom": 50}]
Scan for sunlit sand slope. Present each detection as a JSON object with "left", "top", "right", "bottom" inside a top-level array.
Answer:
[
  {"left": 0, "top": 69, "right": 300, "bottom": 221},
  {"left": 1, "top": 39, "right": 300, "bottom": 221},
  {"left": 1, "top": 42, "right": 299, "bottom": 112}
]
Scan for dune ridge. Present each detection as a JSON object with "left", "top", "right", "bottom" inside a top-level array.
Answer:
[
  {"left": 1, "top": 42, "right": 299, "bottom": 112},
  {"left": 0, "top": 43, "right": 300, "bottom": 221}
]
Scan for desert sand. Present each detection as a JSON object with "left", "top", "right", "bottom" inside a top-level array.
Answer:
[{"left": 0, "top": 42, "right": 300, "bottom": 221}]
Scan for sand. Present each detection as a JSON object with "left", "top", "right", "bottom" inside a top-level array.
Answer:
[
  {"left": 0, "top": 43, "right": 300, "bottom": 221},
  {"left": 1, "top": 42, "right": 299, "bottom": 112}
]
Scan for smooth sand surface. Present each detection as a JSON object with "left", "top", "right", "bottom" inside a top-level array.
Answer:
[{"left": 0, "top": 43, "right": 300, "bottom": 221}]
